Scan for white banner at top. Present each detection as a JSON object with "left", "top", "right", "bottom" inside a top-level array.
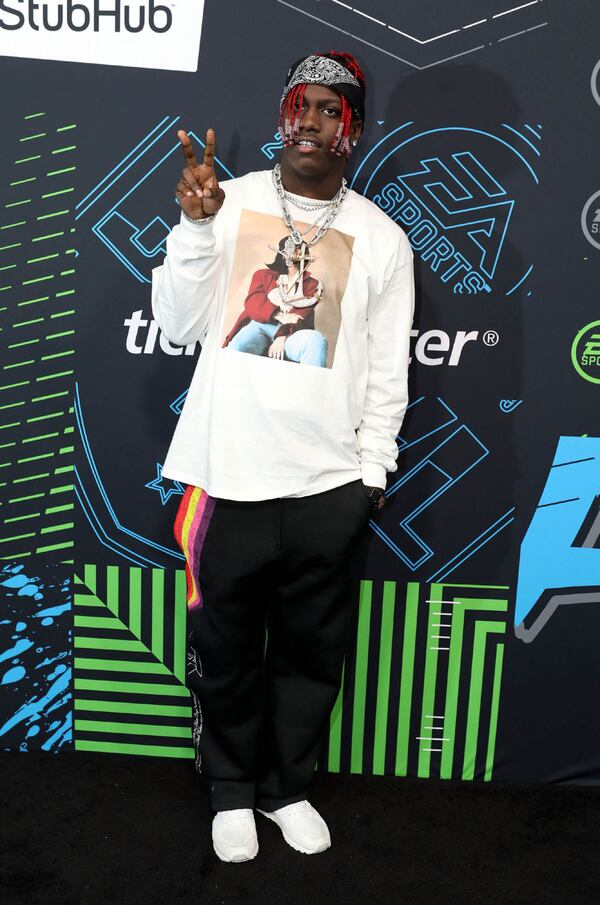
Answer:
[{"left": 0, "top": 0, "right": 205, "bottom": 72}]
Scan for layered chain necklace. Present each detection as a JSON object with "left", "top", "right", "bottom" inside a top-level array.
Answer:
[
  {"left": 271, "top": 163, "right": 348, "bottom": 270},
  {"left": 283, "top": 191, "right": 333, "bottom": 212}
]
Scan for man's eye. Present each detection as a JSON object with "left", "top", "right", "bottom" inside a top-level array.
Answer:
[{"left": 324, "top": 107, "right": 340, "bottom": 116}]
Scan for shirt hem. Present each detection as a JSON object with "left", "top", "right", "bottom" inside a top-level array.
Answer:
[{"left": 161, "top": 466, "right": 364, "bottom": 501}]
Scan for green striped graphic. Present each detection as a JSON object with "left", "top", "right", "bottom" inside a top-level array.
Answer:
[
  {"left": 73, "top": 564, "right": 193, "bottom": 759},
  {"left": 75, "top": 566, "right": 508, "bottom": 778},
  {"left": 0, "top": 111, "right": 76, "bottom": 562},
  {"left": 461, "top": 620, "right": 506, "bottom": 780},
  {"left": 322, "top": 580, "right": 508, "bottom": 781}
]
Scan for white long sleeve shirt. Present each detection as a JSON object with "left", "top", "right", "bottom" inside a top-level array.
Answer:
[{"left": 151, "top": 169, "right": 415, "bottom": 501}]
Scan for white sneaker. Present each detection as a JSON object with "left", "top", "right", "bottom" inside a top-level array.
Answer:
[
  {"left": 256, "top": 800, "right": 331, "bottom": 854},
  {"left": 212, "top": 808, "right": 259, "bottom": 862}
]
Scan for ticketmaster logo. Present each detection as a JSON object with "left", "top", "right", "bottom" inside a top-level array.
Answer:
[{"left": 0, "top": 0, "right": 205, "bottom": 71}]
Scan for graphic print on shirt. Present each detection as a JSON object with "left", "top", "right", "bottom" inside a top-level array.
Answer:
[{"left": 221, "top": 210, "right": 354, "bottom": 369}]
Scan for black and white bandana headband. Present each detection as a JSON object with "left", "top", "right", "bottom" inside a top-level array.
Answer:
[{"left": 280, "top": 54, "right": 365, "bottom": 122}]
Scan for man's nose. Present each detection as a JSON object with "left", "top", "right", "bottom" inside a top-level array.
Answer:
[{"left": 300, "top": 105, "right": 320, "bottom": 130}]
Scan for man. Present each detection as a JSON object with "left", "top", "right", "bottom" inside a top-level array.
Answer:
[{"left": 151, "top": 50, "right": 415, "bottom": 862}]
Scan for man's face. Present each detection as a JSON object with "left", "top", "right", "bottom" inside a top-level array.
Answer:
[{"left": 280, "top": 84, "right": 362, "bottom": 178}]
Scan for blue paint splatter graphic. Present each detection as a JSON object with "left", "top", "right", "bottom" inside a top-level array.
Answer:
[{"left": 0, "top": 562, "right": 72, "bottom": 752}]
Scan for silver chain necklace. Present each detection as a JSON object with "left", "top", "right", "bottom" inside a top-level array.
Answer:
[
  {"left": 292, "top": 203, "right": 339, "bottom": 239},
  {"left": 272, "top": 163, "right": 348, "bottom": 249},
  {"left": 284, "top": 191, "right": 334, "bottom": 211}
]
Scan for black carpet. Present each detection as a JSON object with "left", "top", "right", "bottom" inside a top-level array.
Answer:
[{"left": 1, "top": 751, "right": 598, "bottom": 905}]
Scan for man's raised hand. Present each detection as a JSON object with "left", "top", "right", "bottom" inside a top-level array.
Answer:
[{"left": 175, "top": 128, "right": 225, "bottom": 219}]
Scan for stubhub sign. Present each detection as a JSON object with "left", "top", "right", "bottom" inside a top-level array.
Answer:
[{"left": 0, "top": 0, "right": 205, "bottom": 71}]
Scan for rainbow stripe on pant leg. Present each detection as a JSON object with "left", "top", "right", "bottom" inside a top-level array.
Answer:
[{"left": 173, "top": 484, "right": 217, "bottom": 611}]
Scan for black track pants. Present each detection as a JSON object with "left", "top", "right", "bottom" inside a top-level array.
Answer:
[{"left": 174, "top": 477, "right": 374, "bottom": 812}]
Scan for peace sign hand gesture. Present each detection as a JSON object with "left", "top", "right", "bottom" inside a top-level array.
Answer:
[{"left": 175, "top": 128, "right": 225, "bottom": 219}]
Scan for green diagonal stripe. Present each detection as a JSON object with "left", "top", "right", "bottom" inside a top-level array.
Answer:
[
  {"left": 74, "top": 637, "right": 148, "bottom": 652},
  {"left": 74, "top": 658, "right": 173, "bottom": 676},
  {"left": 74, "top": 615, "right": 128, "bottom": 631},
  {"left": 74, "top": 679, "right": 190, "bottom": 697}
]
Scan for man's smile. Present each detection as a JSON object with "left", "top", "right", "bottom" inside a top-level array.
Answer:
[{"left": 294, "top": 137, "right": 322, "bottom": 154}]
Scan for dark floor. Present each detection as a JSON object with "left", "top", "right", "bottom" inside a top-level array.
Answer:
[{"left": 1, "top": 751, "right": 598, "bottom": 905}]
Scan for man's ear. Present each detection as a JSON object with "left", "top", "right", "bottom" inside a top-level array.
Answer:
[{"left": 350, "top": 119, "right": 363, "bottom": 143}]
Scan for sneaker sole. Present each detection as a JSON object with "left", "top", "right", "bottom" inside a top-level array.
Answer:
[
  {"left": 213, "top": 837, "right": 259, "bottom": 862},
  {"left": 256, "top": 809, "right": 331, "bottom": 855}
]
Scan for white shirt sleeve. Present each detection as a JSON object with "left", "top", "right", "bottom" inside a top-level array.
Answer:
[
  {"left": 150, "top": 211, "right": 220, "bottom": 347},
  {"left": 356, "top": 251, "right": 415, "bottom": 489}
]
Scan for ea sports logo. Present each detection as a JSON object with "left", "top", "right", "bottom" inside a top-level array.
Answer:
[
  {"left": 571, "top": 321, "right": 600, "bottom": 384},
  {"left": 351, "top": 123, "right": 540, "bottom": 297},
  {"left": 581, "top": 189, "right": 600, "bottom": 251}
]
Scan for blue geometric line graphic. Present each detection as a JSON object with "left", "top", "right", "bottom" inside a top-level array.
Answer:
[
  {"left": 350, "top": 123, "right": 413, "bottom": 190},
  {"left": 499, "top": 400, "right": 523, "bottom": 413},
  {"left": 92, "top": 210, "right": 171, "bottom": 282},
  {"left": 75, "top": 115, "right": 177, "bottom": 219},
  {"left": 75, "top": 383, "right": 184, "bottom": 567},
  {"left": 379, "top": 421, "right": 490, "bottom": 570},
  {"left": 134, "top": 215, "right": 173, "bottom": 255},
  {"left": 145, "top": 463, "right": 185, "bottom": 506},
  {"left": 81, "top": 120, "right": 235, "bottom": 283},
  {"left": 170, "top": 389, "right": 188, "bottom": 416},
  {"left": 427, "top": 508, "right": 516, "bottom": 583},
  {"left": 75, "top": 468, "right": 156, "bottom": 568},
  {"left": 388, "top": 424, "right": 489, "bottom": 497},
  {"left": 501, "top": 123, "right": 542, "bottom": 156},
  {"left": 261, "top": 131, "right": 284, "bottom": 159},
  {"left": 506, "top": 265, "right": 533, "bottom": 295},
  {"left": 523, "top": 123, "right": 542, "bottom": 140},
  {"left": 397, "top": 396, "right": 459, "bottom": 451},
  {"left": 352, "top": 126, "right": 539, "bottom": 195}
]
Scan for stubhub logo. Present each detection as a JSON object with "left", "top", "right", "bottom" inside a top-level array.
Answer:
[{"left": 0, "top": 0, "right": 205, "bottom": 71}]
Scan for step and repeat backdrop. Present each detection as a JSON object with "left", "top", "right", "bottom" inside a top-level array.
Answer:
[{"left": 1, "top": 0, "right": 599, "bottom": 784}]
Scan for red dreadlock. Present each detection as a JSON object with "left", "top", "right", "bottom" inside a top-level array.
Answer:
[
  {"left": 326, "top": 50, "right": 366, "bottom": 85},
  {"left": 279, "top": 50, "right": 365, "bottom": 158}
]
